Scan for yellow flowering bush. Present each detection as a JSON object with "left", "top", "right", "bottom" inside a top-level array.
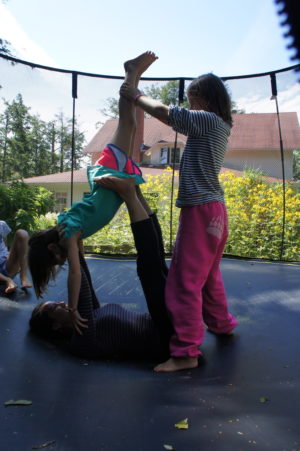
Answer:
[
  {"left": 83, "top": 168, "right": 180, "bottom": 254},
  {"left": 220, "top": 170, "right": 300, "bottom": 260},
  {"left": 36, "top": 168, "right": 299, "bottom": 261}
]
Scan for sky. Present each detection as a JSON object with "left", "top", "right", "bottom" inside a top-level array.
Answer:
[
  {"left": 0, "top": 0, "right": 299, "bottom": 140},
  {"left": 0, "top": 0, "right": 296, "bottom": 78}
]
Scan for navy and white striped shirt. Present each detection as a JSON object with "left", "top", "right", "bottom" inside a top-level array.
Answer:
[
  {"left": 168, "top": 107, "right": 231, "bottom": 207},
  {"left": 70, "top": 257, "right": 162, "bottom": 360}
]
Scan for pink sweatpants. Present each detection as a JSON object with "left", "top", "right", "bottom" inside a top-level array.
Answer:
[{"left": 165, "top": 202, "right": 238, "bottom": 357}]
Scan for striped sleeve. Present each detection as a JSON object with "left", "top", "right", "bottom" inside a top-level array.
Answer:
[{"left": 169, "top": 106, "right": 219, "bottom": 137}]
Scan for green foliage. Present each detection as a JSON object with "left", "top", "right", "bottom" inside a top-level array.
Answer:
[
  {"left": 102, "top": 80, "right": 244, "bottom": 118},
  {"left": 100, "top": 97, "right": 119, "bottom": 119},
  {"left": 84, "top": 169, "right": 299, "bottom": 261},
  {"left": 144, "top": 81, "right": 189, "bottom": 107},
  {"left": 33, "top": 212, "right": 58, "bottom": 230},
  {"left": 83, "top": 169, "right": 179, "bottom": 254},
  {"left": 0, "top": 94, "right": 86, "bottom": 181},
  {"left": 30, "top": 170, "right": 299, "bottom": 261},
  {"left": 0, "top": 38, "right": 12, "bottom": 56},
  {"left": 220, "top": 170, "right": 300, "bottom": 261},
  {"left": 293, "top": 149, "right": 300, "bottom": 181},
  {"left": 0, "top": 181, "right": 55, "bottom": 234}
]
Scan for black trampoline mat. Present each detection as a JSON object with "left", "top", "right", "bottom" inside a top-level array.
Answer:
[{"left": 0, "top": 257, "right": 300, "bottom": 451}]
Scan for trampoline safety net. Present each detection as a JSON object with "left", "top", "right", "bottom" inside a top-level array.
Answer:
[{"left": 0, "top": 54, "right": 299, "bottom": 262}]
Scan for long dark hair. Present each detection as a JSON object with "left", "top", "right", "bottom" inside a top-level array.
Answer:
[
  {"left": 187, "top": 73, "right": 233, "bottom": 127},
  {"left": 29, "top": 302, "right": 72, "bottom": 340},
  {"left": 28, "top": 227, "right": 61, "bottom": 298}
]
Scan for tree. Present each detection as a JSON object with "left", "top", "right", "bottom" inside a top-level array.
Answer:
[
  {"left": 101, "top": 80, "right": 244, "bottom": 119},
  {"left": 100, "top": 81, "right": 189, "bottom": 120},
  {"left": 0, "top": 94, "right": 87, "bottom": 180},
  {"left": 0, "top": 38, "right": 12, "bottom": 57},
  {"left": 231, "top": 100, "right": 245, "bottom": 114},
  {"left": 100, "top": 97, "right": 119, "bottom": 119},
  {"left": 144, "top": 80, "right": 189, "bottom": 107},
  {"left": 4, "top": 94, "right": 33, "bottom": 179},
  {"left": 55, "top": 111, "right": 86, "bottom": 172},
  {"left": 0, "top": 109, "right": 11, "bottom": 182},
  {"left": 0, "top": 181, "right": 55, "bottom": 233}
]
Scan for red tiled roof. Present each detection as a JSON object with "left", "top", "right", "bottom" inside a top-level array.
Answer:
[
  {"left": 23, "top": 166, "right": 282, "bottom": 185},
  {"left": 23, "top": 169, "right": 88, "bottom": 184},
  {"left": 229, "top": 112, "right": 300, "bottom": 150},
  {"left": 84, "top": 112, "right": 300, "bottom": 154},
  {"left": 83, "top": 118, "right": 186, "bottom": 155},
  {"left": 23, "top": 166, "right": 171, "bottom": 184}
]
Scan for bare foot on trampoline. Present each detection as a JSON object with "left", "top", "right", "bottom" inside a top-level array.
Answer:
[
  {"left": 21, "top": 278, "right": 32, "bottom": 290},
  {"left": 154, "top": 357, "right": 199, "bottom": 373},
  {"left": 95, "top": 176, "right": 136, "bottom": 201},
  {"left": 5, "top": 278, "right": 18, "bottom": 294},
  {"left": 124, "top": 51, "right": 158, "bottom": 79},
  {"left": 207, "top": 328, "right": 235, "bottom": 336}
]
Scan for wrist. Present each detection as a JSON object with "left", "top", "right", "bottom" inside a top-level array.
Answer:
[{"left": 134, "top": 93, "right": 144, "bottom": 104}]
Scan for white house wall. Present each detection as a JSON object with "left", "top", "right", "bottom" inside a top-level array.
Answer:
[
  {"left": 224, "top": 149, "right": 293, "bottom": 179},
  {"left": 32, "top": 182, "right": 90, "bottom": 209}
]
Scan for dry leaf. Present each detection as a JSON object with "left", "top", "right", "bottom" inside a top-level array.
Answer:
[
  {"left": 4, "top": 399, "right": 32, "bottom": 406},
  {"left": 259, "top": 396, "right": 269, "bottom": 403},
  {"left": 174, "top": 418, "right": 189, "bottom": 429},
  {"left": 32, "top": 440, "right": 56, "bottom": 449},
  {"left": 163, "top": 445, "right": 174, "bottom": 450}
]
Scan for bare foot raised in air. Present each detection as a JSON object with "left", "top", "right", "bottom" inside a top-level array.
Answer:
[
  {"left": 94, "top": 176, "right": 136, "bottom": 202},
  {"left": 124, "top": 51, "right": 158, "bottom": 80},
  {"left": 154, "top": 357, "right": 199, "bottom": 373}
]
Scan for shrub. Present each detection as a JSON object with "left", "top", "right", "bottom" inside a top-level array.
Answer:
[{"left": 0, "top": 182, "right": 55, "bottom": 239}]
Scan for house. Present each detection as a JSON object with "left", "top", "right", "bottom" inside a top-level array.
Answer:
[
  {"left": 22, "top": 166, "right": 171, "bottom": 211},
  {"left": 85, "top": 111, "right": 300, "bottom": 179},
  {"left": 23, "top": 111, "right": 300, "bottom": 211}
]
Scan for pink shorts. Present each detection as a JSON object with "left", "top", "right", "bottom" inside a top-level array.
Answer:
[{"left": 96, "top": 144, "right": 142, "bottom": 176}]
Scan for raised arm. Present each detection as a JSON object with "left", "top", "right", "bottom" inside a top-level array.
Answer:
[
  {"left": 65, "top": 231, "right": 88, "bottom": 334},
  {"left": 120, "top": 83, "right": 170, "bottom": 125}
]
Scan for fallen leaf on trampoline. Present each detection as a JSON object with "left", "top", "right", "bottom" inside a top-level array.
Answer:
[
  {"left": 163, "top": 445, "right": 175, "bottom": 450},
  {"left": 174, "top": 418, "right": 189, "bottom": 429},
  {"left": 32, "top": 440, "right": 56, "bottom": 449},
  {"left": 259, "top": 396, "right": 269, "bottom": 403},
  {"left": 4, "top": 399, "right": 32, "bottom": 406}
]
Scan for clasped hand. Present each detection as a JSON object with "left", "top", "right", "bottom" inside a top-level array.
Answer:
[{"left": 69, "top": 309, "right": 88, "bottom": 335}]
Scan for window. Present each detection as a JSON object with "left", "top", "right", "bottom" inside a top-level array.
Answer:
[
  {"left": 170, "top": 147, "right": 180, "bottom": 164},
  {"left": 54, "top": 192, "right": 67, "bottom": 212},
  {"left": 160, "top": 147, "right": 180, "bottom": 164}
]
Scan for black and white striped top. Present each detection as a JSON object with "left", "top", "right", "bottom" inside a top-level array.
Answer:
[
  {"left": 169, "top": 107, "right": 231, "bottom": 207},
  {"left": 69, "top": 256, "right": 162, "bottom": 360}
]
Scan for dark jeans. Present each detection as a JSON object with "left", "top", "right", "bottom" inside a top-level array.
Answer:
[{"left": 131, "top": 214, "right": 174, "bottom": 347}]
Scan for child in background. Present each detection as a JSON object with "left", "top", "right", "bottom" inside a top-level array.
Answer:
[
  {"left": 0, "top": 220, "right": 32, "bottom": 293},
  {"left": 28, "top": 51, "right": 158, "bottom": 334},
  {"left": 121, "top": 72, "right": 238, "bottom": 372}
]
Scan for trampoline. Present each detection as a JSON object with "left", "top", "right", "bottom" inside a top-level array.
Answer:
[
  {"left": 1, "top": 255, "right": 300, "bottom": 451},
  {"left": 1, "top": 5, "right": 300, "bottom": 448}
]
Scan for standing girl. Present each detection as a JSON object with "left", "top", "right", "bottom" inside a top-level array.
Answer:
[{"left": 121, "top": 72, "right": 238, "bottom": 372}]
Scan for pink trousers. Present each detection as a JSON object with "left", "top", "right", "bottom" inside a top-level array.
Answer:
[{"left": 165, "top": 202, "right": 238, "bottom": 357}]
